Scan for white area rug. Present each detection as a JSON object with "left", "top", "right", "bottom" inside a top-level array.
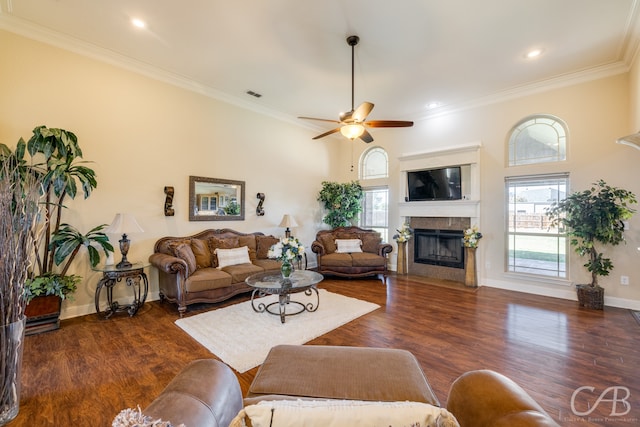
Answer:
[{"left": 175, "top": 289, "right": 380, "bottom": 373}]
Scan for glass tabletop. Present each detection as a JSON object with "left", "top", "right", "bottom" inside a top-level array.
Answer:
[
  {"left": 245, "top": 270, "right": 323, "bottom": 291},
  {"left": 91, "top": 262, "right": 150, "bottom": 273}
]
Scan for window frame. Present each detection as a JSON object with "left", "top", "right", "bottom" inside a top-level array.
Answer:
[
  {"left": 508, "top": 114, "right": 568, "bottom": 167},
  {"left": 504, "top": 173, "right": 570, "bottom": 281}
]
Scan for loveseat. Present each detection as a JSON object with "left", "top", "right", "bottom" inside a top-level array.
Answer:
[
  {"left": 149, "top": 229, "right": 282, "bottom": 316},
  {"left": 311, "top": 226, "right": 392, "bottom": 278},
  {"left": 142, "top": 345, "right": 561, "bottom": 427}
]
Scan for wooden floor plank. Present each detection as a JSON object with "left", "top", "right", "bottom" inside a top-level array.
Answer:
[{"left": 7, "top": 275, "right": 639, "bottom": 426}]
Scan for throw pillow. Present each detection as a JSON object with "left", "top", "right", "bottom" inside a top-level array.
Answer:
[
  {"left": 318, "top": 233, "right": 337, "bottom": 254},
  {"left": 232, "top": 400, "right": 460, "bottom": 427},
  {"left": 335, "top": 239, "right": 363, "bottom": 253},
  {"left": 359, "top": 233, "right": 382, "bottom": 253},
  {"left": 238, "top": 234, "right": 258, "bottom": 261},
  {"left": 208, "top": 236, "right": 240, "bottom": 267},
  {"left": 190, "top": 239, "right": 212, "bottom": 269},
  {"left": 216, "top": 246, "right": 251, "bottom": 269},
  {"left": 173, "top": 243, "right": 197, "bottom": 274},
  {"left": 256, "top": 235, "right": 279, "bottom": 259}
]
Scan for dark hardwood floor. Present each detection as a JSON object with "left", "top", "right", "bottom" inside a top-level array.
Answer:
[{"left": 8, "top": 274, "right": 640, "bottom": 426}]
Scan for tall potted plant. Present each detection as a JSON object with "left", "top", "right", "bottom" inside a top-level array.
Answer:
[
  {"left": 546, "top": 180, "right": 636, "bottom": 309},
  {"left": 317, "top": 181, "right": 364, "bottom": 229},
  {"left": 0, "top": 145, "right": 45, "bottom": 423},
  {"left": 0, "top": 126, "right": 113, "bottom": 334}
]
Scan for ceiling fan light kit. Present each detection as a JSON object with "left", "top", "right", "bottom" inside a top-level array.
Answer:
[{"left": 299, "top": 35, "right": 413, "bottom": 143}]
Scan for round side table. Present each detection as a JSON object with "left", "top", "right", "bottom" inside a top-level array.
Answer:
[{"left": 92, "top": 262, "right": 149, "bottom": 319}]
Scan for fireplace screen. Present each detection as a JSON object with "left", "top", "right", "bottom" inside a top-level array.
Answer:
[{"left": 414, "top": 229, "right": 464, "bottom": 269}]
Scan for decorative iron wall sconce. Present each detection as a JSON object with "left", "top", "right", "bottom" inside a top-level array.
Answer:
[
  {"left": 164, "top": 186, "right": 175, "bottom": 216},
  {"left": 256, "top": 193, "right": 265, "bottom": 216}
]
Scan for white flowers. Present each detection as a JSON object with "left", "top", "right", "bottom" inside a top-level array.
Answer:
[
  {"left": 268, "top": 237, "right": 305, "bottom": 261},
  {"left": 393, "top": 223, "right": 413, "bottom": 243},
  {"left": 463, "top": 226, "right": 483, "bottom": 248}
]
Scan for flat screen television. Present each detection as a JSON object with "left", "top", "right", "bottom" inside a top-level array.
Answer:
[{"left": 407, "top": 166, "right": 462, "bottom": 201}]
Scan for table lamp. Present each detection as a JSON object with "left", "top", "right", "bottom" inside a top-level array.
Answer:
[
  {"left": 105, "top": 213, "right": 144, "bottom": 269},
  {"left": 278, "top": 214, "right": 298, "bottom": 238}
]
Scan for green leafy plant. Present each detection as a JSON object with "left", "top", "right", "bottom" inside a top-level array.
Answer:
[
  {"left": 223, "top": 201, "right": 240, "bottom": 215},
  {"left": 23, "top": 274, "right": 81, "bottom": 303},
  {"left": 0, "top": 126, "right": 114, "bottom": 301},
  {"left": 546, "top": 180, "right": 636, "bottom": 287},
  {"left": 317, "top": 181, "right": 364, "bottom": 229}
]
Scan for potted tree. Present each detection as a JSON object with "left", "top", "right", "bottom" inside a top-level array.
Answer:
[
  {"left": 317, "top": 181, "right": 364, "bottom": 228},
  {"left": 0, "top": 126, "right": 113, "bottom": 334},
  {"left": 546, "top": 180, "right": 636, "bottom": 309}
]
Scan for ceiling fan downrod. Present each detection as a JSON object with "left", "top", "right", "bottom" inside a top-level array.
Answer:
[{"left": 346, "top": 35, "right": 359, "bottom": 113}]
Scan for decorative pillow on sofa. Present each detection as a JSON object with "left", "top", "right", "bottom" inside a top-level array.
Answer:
[
  {"left": 215, "top": 246, "right": 251, "bottom": 269},
  {"left": 208, "top": 236, "right": 240, "bottom": 267},
  {"left": 256, "top": 235, "right": 279, "bottom": 259},
  {"left": 359, "top": 233, "right": 382, "bottom": 253},
  {"left": 335, "top": 239, "right": 363, "bottom": 253},
  {"left": 318, "top": 234, "right": 337, "bottom": 254},
  {"left": 238, "top": 235, "right": 258, "bottom": 261},
  {"left": 190, "top": 239, "right": 212, "bottom": 269},
  {"left": 231, "top": 400, "right": 460, "bottom": 427},
  {"left": 172, "top": 243, "right": 197, "bottom": 274}
]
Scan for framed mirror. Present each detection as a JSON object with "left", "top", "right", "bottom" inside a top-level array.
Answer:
[{"left": 189, "top": 176, "right": 245, "bottom": 221}]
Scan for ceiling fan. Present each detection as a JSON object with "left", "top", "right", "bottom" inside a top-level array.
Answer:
[{"left": 298, "top": 35, "right": 413, "bottom": 143}]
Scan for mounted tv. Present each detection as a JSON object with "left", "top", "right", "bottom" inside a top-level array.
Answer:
[{"left": 407, "top": 166, "right": 462, "bottom": 201}]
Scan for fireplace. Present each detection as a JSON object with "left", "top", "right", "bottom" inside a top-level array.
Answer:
[{"left": 414, "top": 229, "right": 464, "bottom": 269}]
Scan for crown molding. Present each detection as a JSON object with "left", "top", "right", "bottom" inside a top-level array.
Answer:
[{"left": 0, "top": 13, "right": 302, "bottom": 127}]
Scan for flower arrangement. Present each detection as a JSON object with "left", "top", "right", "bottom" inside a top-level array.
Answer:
[
  {"left": 393, "top": 223, "right": 413, "bottom": 243},
  {"left": 463, "top": 226, "right": 483, "bottom": 248},
  {"left": 268, "top": 237, "right": 305, "bottom": 262}
]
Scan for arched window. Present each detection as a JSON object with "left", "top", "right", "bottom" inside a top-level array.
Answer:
[
  {"left": 508, "top": 115, "right": 567, "bottom": 166},
  {"left": 359, "top": 147, "right": 389, "bottom": 241},
  {"left": 359, "top": 147, "right": 388, "bottom": 179}
]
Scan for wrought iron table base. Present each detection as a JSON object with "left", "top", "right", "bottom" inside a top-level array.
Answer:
[
  {"left": 94, "top": 268, "right": 149, "bottom": 319},
  {"left": 251, "top": 286, "right": 319, "bottom": 323}
]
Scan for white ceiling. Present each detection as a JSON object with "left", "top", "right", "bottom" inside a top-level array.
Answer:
[{"left": 1, "top": 0, "right": 639, "bottom": 127}]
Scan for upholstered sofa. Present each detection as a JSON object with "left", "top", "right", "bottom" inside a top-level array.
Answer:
[
  {"left": 311, "top": 226, "right": 392, "bottom": 278},
  {"left": 142, "top": 345, "right": 561, "bottom": 427},
  {"left": 149, "top": 229, "right": 282, "bottom": 316}
]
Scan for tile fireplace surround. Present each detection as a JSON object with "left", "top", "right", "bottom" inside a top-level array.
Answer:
[{"left": 408, "top": 217, "right": 471, "bottom": 282}]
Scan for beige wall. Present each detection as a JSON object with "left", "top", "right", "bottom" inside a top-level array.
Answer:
[
  {"left": 341, "top": 73, "right": 640, "bottom": 309},
  {"left": 0, "top": 30, "right": 341, "bottom": 318}
]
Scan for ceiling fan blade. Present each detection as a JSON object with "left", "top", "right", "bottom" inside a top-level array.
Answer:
[
  {"left": 352, "top": 102, "right": 374, "bottom": 122},
  {"left": 359, "top": 129, "right": 374, "bottom": 143},
  {"left": 339, "top": 111, "right": 353, "bottom": 122},
  {"left": 365, "top": 120, "right": 414, "bottom": 128},
  {"left": 312, "top": 128, "right": 341, "bottom": 140},
  {"left": 299, "top": 116, "right": 341, "bottom": 124}
]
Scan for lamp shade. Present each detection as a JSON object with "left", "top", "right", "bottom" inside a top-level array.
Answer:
[
  {"left": 616, "top": 132, "right": 640, "bottom": 151},
  {"left": 340, "top": 124, "right": 365, "bottom": 140},
  {"left": 105, "top": 213, "right": 144, "bottom": 234},
  {"left": 278, "top": 214, "right": 298, "bottom": 228}
]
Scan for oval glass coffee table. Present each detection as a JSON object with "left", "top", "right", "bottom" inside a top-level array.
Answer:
[{"left": 245, "top": 270, "right": 323, "bottom": 323}]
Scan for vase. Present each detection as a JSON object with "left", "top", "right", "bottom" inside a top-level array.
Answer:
[
  {"left": 464, "top": 246, "right": 478, "bottom": 287},
  {"left": 281, "top": 259, "right": 293, "bottom": 278},
  {"left": 0, "top": 317, "right": 26, "bottom": 425},
  {"left": 397, "top": 241, "right": 407, "bottom": 275}
]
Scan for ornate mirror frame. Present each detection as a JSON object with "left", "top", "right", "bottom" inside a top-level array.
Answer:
[{"left": 189, "top": 176, "right": 245, "bottom": 221}]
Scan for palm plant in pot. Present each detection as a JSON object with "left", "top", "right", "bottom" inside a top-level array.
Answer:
[
  {"left": 0, "top": 145, "right": 45, "bottom": 423},
  {"left": 1, "top": 126, "right": 113, "bottom": 334},
  {"left": 546, "top": 180, "right": 636, "bottom": 309}
]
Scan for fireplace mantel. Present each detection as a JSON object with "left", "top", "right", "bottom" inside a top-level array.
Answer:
[{"left": 398, "top": 200, "right": 479, "bottom": 219}]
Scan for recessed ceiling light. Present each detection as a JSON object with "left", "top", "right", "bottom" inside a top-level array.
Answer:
[
  {"left": 131, "top": 18, "right": 146, "bottom": 29},
  {"left": 427, "top": 102, "right": 440, "bottom": 109},
  {"left": 526, "top": 48, "right": 543, "bottom": 59}
]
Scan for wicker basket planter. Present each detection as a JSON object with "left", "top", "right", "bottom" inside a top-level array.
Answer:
[{"left": 576, "top": 284, "right": 604, "bottom": 310}]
